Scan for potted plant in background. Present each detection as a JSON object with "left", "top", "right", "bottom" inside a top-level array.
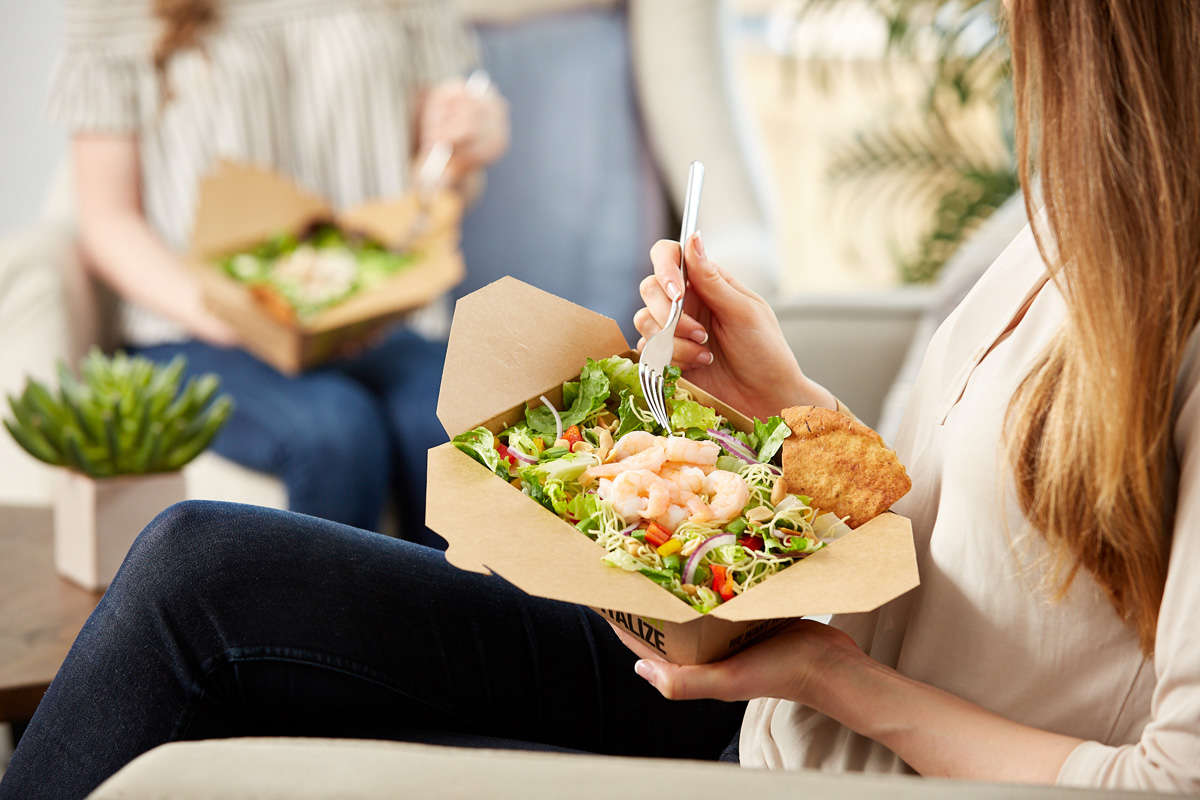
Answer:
[{"left": 3, "top": 349, "right": 233, "bottom": 590}]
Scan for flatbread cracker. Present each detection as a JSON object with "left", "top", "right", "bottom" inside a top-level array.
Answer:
[{"left": 781, "top": 406, "right": 911, "bottom": 528}]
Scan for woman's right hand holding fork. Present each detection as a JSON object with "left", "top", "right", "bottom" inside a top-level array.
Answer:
[{"left": 634, "top": 232, "right": 837, "bottom": 422}]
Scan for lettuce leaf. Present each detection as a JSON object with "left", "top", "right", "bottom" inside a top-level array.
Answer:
[
  {"left": 526, "top": 358, "right": 610, "bottom": 435},
  {"left": 451, "top": 427, "right": 506, "bottom": 478},
  {"left": 669, "top": 399, "right": 718, "bottom": 432},
  {"left": 753, "top": 416, "right": 792, "bottom": 463},
  {"left": 597, "top": 356, "right": 641, "bottom": 400}
]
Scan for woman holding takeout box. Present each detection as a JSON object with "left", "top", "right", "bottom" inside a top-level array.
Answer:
[
  {"left": 46, "top": 0, "right": 510, "bottom": 540},
  {"left": 5, "top": 1, "right": 1200, "bottom": 797}
]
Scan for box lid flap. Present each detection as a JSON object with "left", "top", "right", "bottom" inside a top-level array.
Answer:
[
  {"left": 190, "top": 161, "right": 330, "bottom": 258},
  {"left": 708, "top": 512, "right": 918, "bottom": 621},
  {"left": 437, "top": 277, "right": 631, "bottom": 437},
  {"left": 429, "top": 444, "right": 702, "bottom": 624}
]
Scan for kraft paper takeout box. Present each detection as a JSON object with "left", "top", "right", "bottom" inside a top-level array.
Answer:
[
  {"left": 189, "top": 161, "right": 465, "bottom": 374},
  {"left": 428, "top": 277, "right": 920, "bottom": 665}
]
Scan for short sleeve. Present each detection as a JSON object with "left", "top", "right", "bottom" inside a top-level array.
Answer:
[
  {"left": 45, "top": 47, "right": 147, "bottom": 134},
  {"left": 402, "top": 0, "right": 479, "bottom": 84},
  {"left": 44, "top": 0, "right": 156, "bottom": 134}
]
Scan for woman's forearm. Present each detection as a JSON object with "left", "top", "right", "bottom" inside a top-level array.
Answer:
[
  {"left": 79, "top": 211, "right": 236, "bottom": 345},
  {"left": 819, "top": 651, "right": 1083, "bottom": 783},
  {"left": 73, "top": 134, "right": 237, "bottom": 346}
]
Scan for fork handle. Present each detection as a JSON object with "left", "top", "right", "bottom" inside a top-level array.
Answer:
[{"left": 677, "top": 161, "right": 705, "bottom": 290}]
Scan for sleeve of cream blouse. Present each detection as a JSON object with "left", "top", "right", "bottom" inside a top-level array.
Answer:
[
  {"left": 44, "top": 1, "right": 149, "bottom": 134},
  {"left": 627, "top": 0, "right": 781, "bottom": 298},
  {"left": 404, "top": 0, "right": 480, "bottom": 85},
  {"left": 1055, "top": 343, "right": 1200, "bottom": 793}
]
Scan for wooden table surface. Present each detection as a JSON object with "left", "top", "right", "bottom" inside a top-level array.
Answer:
[{"left": 0, "top": 505, "right": 103, "bottom": 722}]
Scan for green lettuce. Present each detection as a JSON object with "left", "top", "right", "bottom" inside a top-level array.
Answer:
[
  {"left": 451, "top": 427, "right": 506, "bottom": 478},
  {"left": 526, "top": 358, "right": 610, "bottom": 435},
  {"left": 668, "top": 399, "right": 718, "bottom": 432},
  {"left": 754, "top": 416, "right": 792, "bottom": 463}
]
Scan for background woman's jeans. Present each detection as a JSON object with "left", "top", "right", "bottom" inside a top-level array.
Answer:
[
  {"left": 131, "top": 327, "right": 448, "bottom": 543},
  {"left": 1, "top": 502, "right": 744, "bottom": 799}
]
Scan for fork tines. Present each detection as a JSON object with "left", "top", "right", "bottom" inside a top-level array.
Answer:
[{"left": 639, "top": 363, "right": 670, "bottom": 429}]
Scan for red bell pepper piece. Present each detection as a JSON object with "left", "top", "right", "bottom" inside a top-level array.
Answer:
[
  {"left": 563, "top": 425, "right": 584, "bottom": 447},
  {"left": 644, "top": 521, "right": 671, "bottom": 548},
  {"left": 494, "top": 443, "right": 517, "bottom": 467},
  {"left": 738, "top": 535, "right": 764, "bottom": 552},
  {"left": 710, "top": 564, "right": 736, "bottom": 602}
]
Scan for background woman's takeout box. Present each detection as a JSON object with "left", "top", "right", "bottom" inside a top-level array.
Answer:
[
  {"left": 428, "top": 278, "right": 919, "bottom": 665},
  {"left": 188, "top": 161, "right": 465, "bottom": 374}
]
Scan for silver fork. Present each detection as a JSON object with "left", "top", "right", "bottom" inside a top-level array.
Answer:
[
  {"left": 639, "top": 160, "right": 705, "bottom": 430},
  {"left": 397, "top": 69, "right": 491, "bottom": 252}
]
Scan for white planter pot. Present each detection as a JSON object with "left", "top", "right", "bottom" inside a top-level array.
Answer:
[{"left": 52, "top": 470, "right": 187, "bottom": 591}]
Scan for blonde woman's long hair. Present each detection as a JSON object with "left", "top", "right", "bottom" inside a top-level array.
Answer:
[{"left": 1007, "top": 1, "right": 1200, "bottom": 654}]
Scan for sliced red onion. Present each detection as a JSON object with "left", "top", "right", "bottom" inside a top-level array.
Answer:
[
  {"left": 540, "top": 395, "right": 563, "bottom": 443},
  {"left": 620, "top": 522, "right": 639, "bottom": 536},
  {"left": 683, "top": 532, "right": 737, "bottom": 585},
  {"left": 506, "top": 442, "right": 537, "bottom": 464},
  {"left": 705, "top": 428, "right": 757, "bottom": 463},
  {"left": 706, "top": 428, "right": 783, "bottom": 475}
]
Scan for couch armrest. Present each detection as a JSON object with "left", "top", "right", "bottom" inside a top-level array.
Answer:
[
  {"left": 88, "top": 737, "right": 1151, "bottom": 800},
  {"left": 0, "top": 220, "right": 81, "bottom": 506}
]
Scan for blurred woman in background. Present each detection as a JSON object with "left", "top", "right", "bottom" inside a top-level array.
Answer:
[{"left": 49, "top": 0, "right": 508, "bottom": 542}]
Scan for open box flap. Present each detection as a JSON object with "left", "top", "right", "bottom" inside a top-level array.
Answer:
[
  {"left": 429, "top": 444, "right": 702, "bottom": 624},
  {"left": 190, "top": 160, "right": 329, "bottom": 259},
  {"left": 337, "top": 190, "right": 462, "bottom": 253},
  {"left": 437, "top": 277, "right": 631, "bottom": 438},
  {"left": 707, "top": 512, "right": 918, "bottom": 621}
]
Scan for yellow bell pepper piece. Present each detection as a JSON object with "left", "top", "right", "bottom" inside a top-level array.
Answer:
[{"left": 656, "top": 538, "right": 683, "bottom": 556}]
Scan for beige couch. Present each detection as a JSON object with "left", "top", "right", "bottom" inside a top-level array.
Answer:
[{"left": 86, "top": 737, "right": 1161, "bottom": 800}]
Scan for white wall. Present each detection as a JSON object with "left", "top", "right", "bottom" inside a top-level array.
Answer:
[{"left": 0, "top": 1, "right": 66, "bottom": 234}]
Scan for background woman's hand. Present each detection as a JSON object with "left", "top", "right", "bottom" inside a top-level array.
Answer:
[
  {"left": 418, "top": 76, "right": 509, "bottom": 184},
  {"left": 634, "top": 233, "right": 835, "bottom": 421}
]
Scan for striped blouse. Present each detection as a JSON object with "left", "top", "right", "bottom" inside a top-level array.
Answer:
[{"left": 46, "top": 0, "right": 477, "bottom": 346}]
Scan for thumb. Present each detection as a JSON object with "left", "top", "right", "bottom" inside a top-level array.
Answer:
[{"left": 634, "top": 658, "right": 746, "bottom": 702}]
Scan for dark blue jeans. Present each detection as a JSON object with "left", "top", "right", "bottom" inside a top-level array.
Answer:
[
  {"left": 1, "top": 502, "right": 744, "bottom": 799},
  {"left": 130, "top": 327, "right": 448, "bottom": 545}
]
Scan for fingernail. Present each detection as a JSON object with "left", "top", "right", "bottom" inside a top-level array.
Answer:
[
  {"left": 693, "top": 231, "right": 706, "bottom": 260},
  {"left": 634, "top": 660, "right": 658, "bottom": 683},
  {"left": 697, "top": 351, "right": 714, "bottom": 366},
  {"left": 636, "top": 337, "right": 646, "bottom": 350},
  {"left": 666, "top": 282, "right": 682, "bottom": 301},
  {"left": 690, "top": 329, "right": 708, "bottom": 344}
]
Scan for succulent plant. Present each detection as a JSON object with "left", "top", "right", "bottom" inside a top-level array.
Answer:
[{"left": 3, "top": 349, "right": 234, "bottom": 478}]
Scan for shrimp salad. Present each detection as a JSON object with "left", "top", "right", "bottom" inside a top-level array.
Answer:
[{"left": 451, "top": 356, "right": 851, "bottom": 613}]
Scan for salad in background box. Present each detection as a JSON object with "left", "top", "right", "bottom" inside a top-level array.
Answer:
[
  {"left": 187, "top": 161, "right": 464, "bottom": 374},
  {"left": 217, "top": 221, "right": 417, "bottom": 324}
]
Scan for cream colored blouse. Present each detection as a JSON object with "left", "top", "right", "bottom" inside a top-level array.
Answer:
[
  {"left": 47, "top": 0, "right": 476, "bottom": 345},
  {"left": 741, "top": 224, "right": 1200, "bottom": 793}
]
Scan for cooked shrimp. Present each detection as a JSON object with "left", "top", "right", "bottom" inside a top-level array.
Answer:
[
  {"left": 603, "top": 469, "right": 672, "bottom": 524},
  {"left": 584, "top": 433, "right": 667, "bottom": 481},
  {"left": 609, "top": 431, "right": 662, "bottom": 462},
  {"left": 658, "top": 504, "right": 691, "bottom": 532},
  {"left": 703, "top": 469, "right": 750, "bottom": 524},
  {"left": 658, "top": 464, "right": 708, "bottom": 504},
  {"left": 662, "top": 436, "right": 720, "bottom": 468}
]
